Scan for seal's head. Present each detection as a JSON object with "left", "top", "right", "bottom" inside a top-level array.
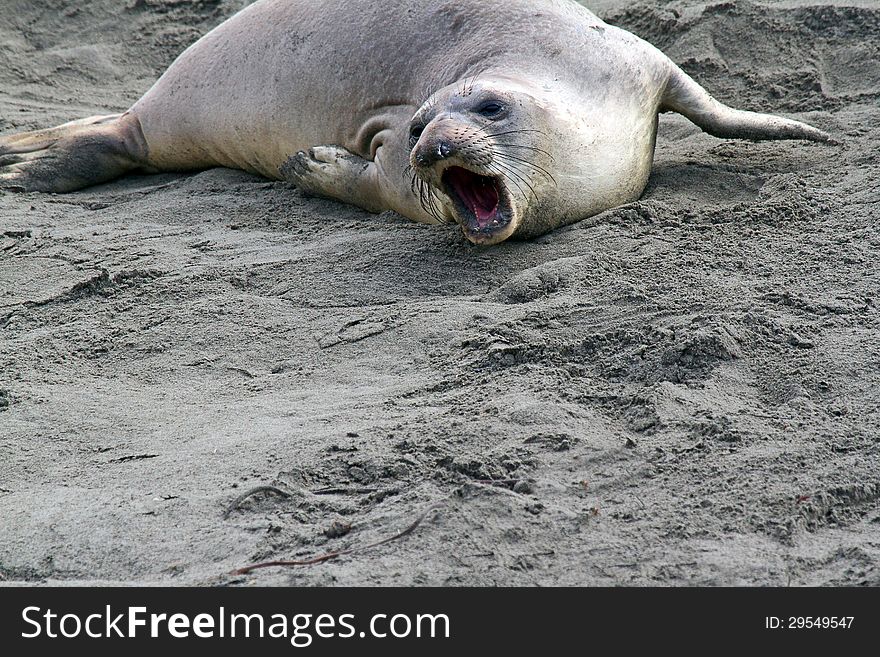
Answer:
[{"left": 408, "top": 75, "right": 560, "bottom": 246}]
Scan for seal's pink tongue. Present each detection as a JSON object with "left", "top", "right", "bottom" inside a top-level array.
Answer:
[{"left": 444, "top": 167, "right": 500, "bottom": 227}]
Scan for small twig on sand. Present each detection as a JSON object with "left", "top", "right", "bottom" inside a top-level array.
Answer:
[
  {"left": 223, "top": 484, "right": 388, "bottom": 519},
  {"left": 231, "top": 503, "right": 444, "bottom": 575},
  {"left": 311, "top": 486, "right": 379, "bottom": 496},
  {"left": 222, "top": 486, "right": 293, "bottom": 519}
]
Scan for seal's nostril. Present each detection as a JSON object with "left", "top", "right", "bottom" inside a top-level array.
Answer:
[{"left": 438, "top": 141, "right": 452, "bottom": 158}]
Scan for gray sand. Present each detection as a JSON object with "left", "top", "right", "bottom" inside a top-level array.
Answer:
[{"left": 1, "top": 0, "right": 878, "bottom": 586}]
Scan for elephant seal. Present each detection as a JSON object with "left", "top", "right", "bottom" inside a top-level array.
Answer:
[{"left": 0, "top": 0, "right": 834, "bottom": 245}]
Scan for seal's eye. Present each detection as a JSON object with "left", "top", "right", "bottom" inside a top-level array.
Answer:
[
  {"left": 409, "top": 124, "right": 424, "bottom": 145},
  {"left": 476, "top": 100, "right": 506, "bottom": 118}
]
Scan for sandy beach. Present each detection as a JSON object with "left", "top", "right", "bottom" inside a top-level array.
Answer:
[{"left": 1, "top": 0, "right": 878, "bottom": 585}]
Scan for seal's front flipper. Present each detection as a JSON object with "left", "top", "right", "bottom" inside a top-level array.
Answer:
[
  {"left": 0, "top": 112, "right": 152, "bottom": 193},
  {"left": 280, "top": 145, "right": 390, "bottom": 213},
  {"left": 281, "top": 144, "right": 449, "bottom": 226},
  {"left": 661, "top": 64, "right": 839, "bottom": 144}
]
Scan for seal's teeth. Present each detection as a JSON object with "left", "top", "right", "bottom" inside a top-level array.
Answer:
[{"left": 441, "top": 165, "right": 511, "bottom": 234}]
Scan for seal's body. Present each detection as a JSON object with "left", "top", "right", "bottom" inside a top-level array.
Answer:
[{"left": 0, "top": 0, "right": 833, "bottom": 244}]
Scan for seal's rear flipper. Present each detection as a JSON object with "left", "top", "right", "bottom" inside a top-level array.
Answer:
[
  {"left": 0, "top": 112, "right": 152, "bottom": 193},
  {"left": 661, "top": 64, "right": 838, "bottom": 144}
]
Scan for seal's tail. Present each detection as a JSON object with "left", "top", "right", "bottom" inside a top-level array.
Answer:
[{"left": 661, "top": 64, "right": 838, "bottom": 144}]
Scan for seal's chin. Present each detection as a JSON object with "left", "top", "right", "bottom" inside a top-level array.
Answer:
[{"left": 441, "top": 166, "right": 514, "bottom": 244}]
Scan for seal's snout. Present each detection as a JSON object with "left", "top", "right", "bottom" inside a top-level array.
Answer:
[{"left": 413, "top": 138, "right": 454, "bottom": 167}]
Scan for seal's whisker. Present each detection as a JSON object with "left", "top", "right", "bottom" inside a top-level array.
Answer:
[
  {"left": 486, "top": 128, "right": 547, "bottom": 138},
  {"left": 489, "top": 149, "right": 539, "bottom": 180},
  {"left": 508, "top": 172, "right": 538, "bottom": 202},
  {"left": 407, "top": 166, "right": 422, "bottom": 195},
  {"left": 493, "top": 151, "right": 557, "bottom": 186},
  {"left": 422, "top": 189, "right": 435, "bottom": 219},
  {"left": 472, "top": 133, "right": 556, "bottom": 162},
  {"left": 494, "top": 143, "right": 555, "bottom": 161},
  {"left": 425, "top": 184, "right": 441, "bottom": 220},
  {"left": 465, "top": 72, "right": 481, "bottom": 96},
  {"left": 466, "top": 132, "right": 553, "bottom": 179},
  {"left": 415, "top": 178, "right": 446, "bottom": 223},
  {"left": 491, "top": 156, "right": 540, "bottom": 199},
  {"left": 459, "top": 73, "right": 476, "bottom": 97},
  {"left": 488, "top": 161, "right": 535, "bottom": 201},
  {"left": 486, "top": 162, "right": 523, "bottom": 198},
  {"left": 429, "top": 186, "right": 452, "bottom": 224},
  {"left": 488, "top": 162, "right": 533, "bottom": 201},
  {"left": 415, "top": 178, "right": 428, "bottom": 215},
  {"left": 420, "top": 182, "right": 435, "bottom": 219}
]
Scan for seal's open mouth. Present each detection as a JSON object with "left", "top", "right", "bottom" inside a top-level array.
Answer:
[{"left": 441, "top": 166, "right": 512, "bottom": 240}]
